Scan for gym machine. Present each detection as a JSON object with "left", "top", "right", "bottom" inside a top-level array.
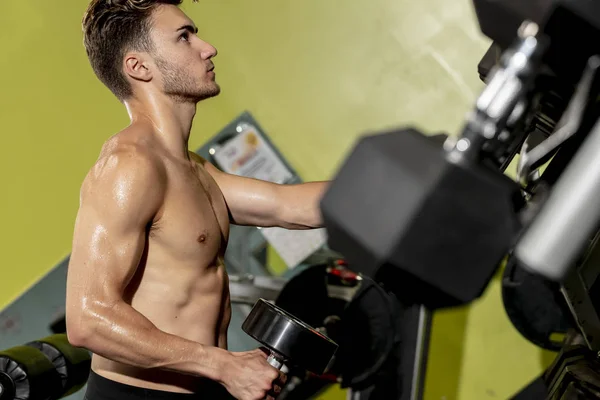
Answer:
[
  {"left": 318, "top": 0, "right": 600, "bottom": 399},
  {"left": 228, "top": 255, "right": 431, "bottom": 400}
]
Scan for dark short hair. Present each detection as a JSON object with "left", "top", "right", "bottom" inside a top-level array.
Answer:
[{"left": 82, "top": 0, "right": 192, "bottom": 100}]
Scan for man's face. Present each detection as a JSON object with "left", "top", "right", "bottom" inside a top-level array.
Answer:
[{"left": 147, "top": 5, "right": 220, "bottom": 103}]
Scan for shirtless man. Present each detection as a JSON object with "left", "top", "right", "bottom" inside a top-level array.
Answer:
[{"left": 65, "top": 1, "right": 328, "bottom": 399}]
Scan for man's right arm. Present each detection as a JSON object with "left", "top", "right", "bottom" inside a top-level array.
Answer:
[{"left": 65, "top": 150, "right": 227, "bottom": 382}]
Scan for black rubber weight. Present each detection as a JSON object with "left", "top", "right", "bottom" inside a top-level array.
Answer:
[
  {"left": 0, "top": 371, "right": 16, "bottom": 400},
  {"left": 0, "top": 345, "right": 61, "bottom": 400},
  {"left": 502, "top": 257, "right": 574, "bottom": 351},
  {"left": 337, "top": 277, "right": 395, "bottom": 389},
  {"left": 26, "top": 334, "right": 91, "bottom": 398},
  {"left": 275, "top": 264, "right": 348, "bottom": 374},
  {"left": 242, "top": 299, "right": 338, "bottom": 375}
]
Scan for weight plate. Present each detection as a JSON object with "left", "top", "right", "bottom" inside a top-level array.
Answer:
[
  {"left": 0, "top": 345, "right": 61, "bottom": 400},
  {"left": 242, "top": 299, "right": 338, "bottom": 375},
  {"left": 27, "top": 334, "right": 91, "bottom": 398},
  {"left": 0, "top": 371, "right": 15, "bottom": 400},
  {"left": 502, "top": 257, "right": 575, "bottom": 351},
  {"left": 276, "top": 263, "right": 360, "bottom": 378},
  {"left": 337, "top": 277, "right": 396, "bottom": 389}
]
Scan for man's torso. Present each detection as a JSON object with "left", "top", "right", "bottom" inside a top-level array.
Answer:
[{"left": 91, "top": 128, "right": 233, "bottom": 393}]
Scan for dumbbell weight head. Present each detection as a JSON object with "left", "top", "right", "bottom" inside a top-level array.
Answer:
[
  {"left": 242, "top": 299, "right": 338, "bottom": 375},
  {"left": 26, "top": 334, "right": 91, "bottom": 398},
  {"left": 320, "top": 127, "right": 524, "bottom": 308},
  {"left": 0, "top": 345, "right": 62, "bottom": 400},
  {"left": 0, "top": 372, "right": 15, "bottom": 400}
]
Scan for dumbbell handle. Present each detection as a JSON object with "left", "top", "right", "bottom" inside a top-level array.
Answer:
[{"left": 267, "top": 352, "right": 283, "bottom": 369}]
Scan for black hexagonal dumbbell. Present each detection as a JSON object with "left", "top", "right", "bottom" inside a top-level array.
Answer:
[{"left": 320, "top": 127, "right": 525, "bottom": 309}]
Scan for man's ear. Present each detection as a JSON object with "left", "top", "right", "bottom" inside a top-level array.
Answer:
[{"left": 124, "top": 53, "right": 153, "bottom": 82}]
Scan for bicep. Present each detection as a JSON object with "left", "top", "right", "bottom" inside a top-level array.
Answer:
[
  {"left": 194, "top": 153, "right": 282, "bottom": 226},
  {"left": 214, "top": 173, "right": 282, "bottom": 226},
  {"left": 66, "top": 155, "right": 163, "bottom": 312},
  {"left": 68, "top": 204, "right": 147, "bottom": 300}
]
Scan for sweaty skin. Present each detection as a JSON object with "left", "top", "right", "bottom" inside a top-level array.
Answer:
[
  {"left": 66, "top": 124, "right": 231, "bottom": 392},
  {"left": 66, "top": 123, "right": 327, "bottom": 395},
  {"left": 67, "top": 4, "right": 328, "bottom": 399}
]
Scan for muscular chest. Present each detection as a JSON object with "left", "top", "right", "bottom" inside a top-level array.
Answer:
[{"left": 154, "top": 163, "right": 230, "bottom": 260}]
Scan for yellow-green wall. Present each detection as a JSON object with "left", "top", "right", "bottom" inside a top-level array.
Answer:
[{"left": 0, "top": 0, "right": 554, "bottom": 399}]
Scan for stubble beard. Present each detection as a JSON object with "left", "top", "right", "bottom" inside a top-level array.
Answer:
[{"left": 155, "top": 56, "right": 220, "bottom": 104}]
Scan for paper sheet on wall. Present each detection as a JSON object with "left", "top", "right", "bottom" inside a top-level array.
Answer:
[
  {"left": 259, "top": 227, "right": 328, "bottom": 268},
  {"left": 212, "top": 123, "right": 293, "bottom": 184},
  {"left": 212, "top": 122, "right": 326, "bottom": 268}
]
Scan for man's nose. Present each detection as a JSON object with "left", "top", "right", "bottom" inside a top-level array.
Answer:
[{"left": 200, "top": 41, "right": 218, "bottom": 59}]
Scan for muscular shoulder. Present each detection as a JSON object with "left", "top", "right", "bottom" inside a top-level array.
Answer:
[
  {"left": 89, "top": 141, "right": 163, "bottom": 184},
  {"left": 80, "top": 139, "right": 166, "bottom": 218}
]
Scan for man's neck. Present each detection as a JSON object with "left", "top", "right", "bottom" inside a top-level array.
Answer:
[{"left": 125, "top": 92, "right": 197, "bottom": 159}]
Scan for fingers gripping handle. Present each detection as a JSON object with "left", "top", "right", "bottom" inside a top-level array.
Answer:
[{"left": 265, "top": 352, "right": 284, "bottom": 400}]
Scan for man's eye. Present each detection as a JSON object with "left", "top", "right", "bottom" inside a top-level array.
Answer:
[{"left": 180, "top": 33, "right": 189, "bottom": 41}]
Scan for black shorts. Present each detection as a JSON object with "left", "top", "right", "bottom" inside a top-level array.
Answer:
[{"left": 84, "top": 370, "right": 235, "bottom": 400}]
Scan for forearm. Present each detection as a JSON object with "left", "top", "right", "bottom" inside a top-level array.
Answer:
[
  {"left": 67, "top": 300, "right": 226, "bottom": 382},
  {"left": 277, "top": 181, "right": 329, "bottom": 229}
]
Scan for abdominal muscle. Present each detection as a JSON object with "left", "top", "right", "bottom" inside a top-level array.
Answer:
[{"left": 91, "top": 257, "right": 231, "bottom": 393}]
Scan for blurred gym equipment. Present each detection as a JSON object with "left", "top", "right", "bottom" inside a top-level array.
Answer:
[
  {"left": 228, "top": 257, "right": 430, "bottom": 400},
  {"left": 0, "top": 334, "right": 90, "bottom": 400},
  {"left": 320, "top": 0, "right": 600, "bottom": 399}
]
